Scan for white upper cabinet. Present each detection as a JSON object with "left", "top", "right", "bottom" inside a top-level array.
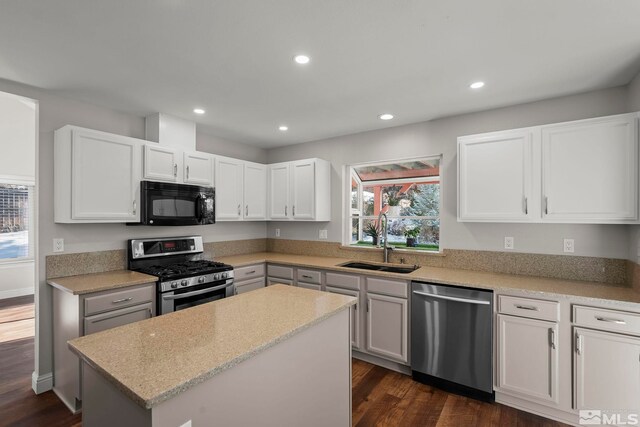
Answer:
[
  {"left": 458, "top": 112, "right": 639, "bottom": 224},
  {"left": 143, "top": 144, "right": 180, "bottom": 182},
  {"left": 458, "top": 129, "right": 536, "bottom": 222},
  {"left": 183, "top": 151, "right": 214, "bottom": 186},
  {"left": 268, "top": 163, "right": 290, "bottom": 219},
  {"left": 243, "top": 162, "right": 267, "bottom": 220},
  {"left": 54, "top": 126, "right": 142, "bottom": 223},
  {"left": 215, "top": 156, "right": 244, "bottom": 220},
  {"left": 542, "top": 113, "right": 638, "bottom": 223},
  {"left": 268, "top": 158, "right": 331, "bottom": 221}
]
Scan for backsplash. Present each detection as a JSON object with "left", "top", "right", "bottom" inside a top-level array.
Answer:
[
  {"left": 46, "top": 237, "right": 634, "bottom": 286},
  {"left": 46, "top": 238, "right": 267, "bottom": 279},
  {"left": 266, "top": 239, "right": 630, "bottom": 286}
]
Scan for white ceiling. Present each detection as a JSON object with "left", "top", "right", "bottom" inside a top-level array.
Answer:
[{"left": 1, "top": 0, "right": 640, "bottom": 148}]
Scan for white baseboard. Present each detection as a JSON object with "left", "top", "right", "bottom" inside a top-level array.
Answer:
[
  {"left": 0, "top": 287, "right": 34, "bottom": 300},
  {"left": 31, "top": 371, "right": 53, "bottom": 394}
]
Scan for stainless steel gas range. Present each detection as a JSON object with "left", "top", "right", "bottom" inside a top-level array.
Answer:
[{"left": 128, "top": 236, "right": 235, "bottom": 315}]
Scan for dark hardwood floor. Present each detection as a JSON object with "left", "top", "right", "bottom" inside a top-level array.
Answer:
[{"left": 0, "top": 296, "right": 567, "bottom": 426}]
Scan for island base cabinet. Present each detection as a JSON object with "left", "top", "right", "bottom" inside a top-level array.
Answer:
[
  {"left": 80, "top": 309, "right": 351, "bottom": 427},
  {"left": 366, "top": 293, "right": 408, "bottom": 364},
  {"left": 327, "top": 286, "right": 361, "bottom": 350},
  {"left": 497, "top": 314, "right": 559, "bottom": 405},
  {"left": 574, "top": 327, "right": 640, "bottom": 411}
]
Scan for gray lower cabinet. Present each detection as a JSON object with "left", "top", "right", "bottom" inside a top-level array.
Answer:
[
  {"left": 234, "top": 263, "right": 266, "bottom": 294},
  {"left": 365, "top": 292, "right": 408, "bottom": 363},
  {"left": 52, "top": 283, "right": 155, "bottom": 413},
  {"left": 298, "top": 282, "right": 322, "bottom": 291},
  {"left": 267, "top": 264, "right": 295, "bottom": 286},
  {"left": 326, "top": 285, "right": 361, "bottom": 350}
]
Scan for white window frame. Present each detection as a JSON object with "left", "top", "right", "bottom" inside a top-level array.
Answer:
[
  {"left": 0, "top": 181, "right": 35, "bottom": 263},
  {"left": 342, "top": 155, "right": 443, "bottom": 252}
]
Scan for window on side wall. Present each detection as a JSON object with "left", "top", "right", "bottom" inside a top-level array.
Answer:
[
  {"left": 346, "top": 157, "right": 441, "bottom": 252},
  {"left": 0, "top": 184, "right": 33, "bottom": 261}
]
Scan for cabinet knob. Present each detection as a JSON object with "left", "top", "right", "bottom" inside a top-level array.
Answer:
[
  {"left": 246, "top": 205, "right": 248, "bottom": 216},
  {"left": 186, "top": 165, "right": 190, "bottom": 180},
  {"left": 174, "top": 163, "right": 178, "bottom": 177},
  {"left": 285, "top": 205, "right": 287, "bottom": 216},
  {"left": 133, "top": 200, "right": 137, "bottom": 215},
  {"left": 237, "top": 204, "right": 241, "bottom": 216}
]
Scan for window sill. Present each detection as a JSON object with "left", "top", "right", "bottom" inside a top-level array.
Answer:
[{"left": 0, "top": 258, "right": 35, "bottom": 266}]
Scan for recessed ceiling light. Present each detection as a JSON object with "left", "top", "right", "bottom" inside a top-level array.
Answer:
[
  {"left": 193, "top": 108, "right": 205, "bottom": 114},
  {"left": 278, "top": 125, "right": 289, "bottom": 131},
  {"left": 294, "top": 55, "right": 310, "bottom": 65},
  {"left": 378, "top": 113, "right": 394, "bottom": 120},
  {"left": 470, "top": 81, "right": 485, "bottom": 89}
]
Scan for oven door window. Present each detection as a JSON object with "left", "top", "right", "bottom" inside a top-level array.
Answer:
[{"left": 167, "top": 284, "right": 228, "bottom": 312}]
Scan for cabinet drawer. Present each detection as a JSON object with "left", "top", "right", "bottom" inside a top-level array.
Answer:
[
  {"left": 267, "top": 277, "right": 293, "bottom": 286},
  {"left": 326, "top": 272, "right": 361, "bottom": 291},
  {"left": 366, "top": 277, "right": 408, "bottom": 298},
  {"left": 573, "top": 305, "right": 640, "bottom": 335},
  {"left": 298, "top": 282, "right": 322, "bottom": 292},
  {"left": 267, "top": 264, "right": 294, "bottom": 280},
  {"left": 297, "top": 269, "right": 321, "bottom": 284},
  {"left": 235, "top": 264, "right": 265, "bottom": 281},
  {"left": 498, "top": 295, "right": 559, "bottom": 322},
  {"left": 235, "top": 277, "right": 265, "bottom": 294},
  {"left": 84, "top": 302, "right": 153, "bottom": 335},
  {"left": 84, "top": 284, "right": 155, "bottom": 316}
]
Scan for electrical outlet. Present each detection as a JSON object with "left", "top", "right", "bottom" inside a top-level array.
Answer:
[
  {"left": 275, "top": 228, "right": 280, "bottom": 237},
  {"left": 53, "top": 238, "right": 64, "bottom": 253},
  {"left": 319, "top": 229, "right": 328, "bottom": 240},
  {"left": 563, "top": 238, "right": 574, "bottom": 253},
  {"left": 504, "top": 237, "right": 514, "bottom": 250}
]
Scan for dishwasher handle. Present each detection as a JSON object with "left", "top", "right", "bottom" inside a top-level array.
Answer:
[{"left": 412, "top": 290, "right": 491, "bottom": 305}]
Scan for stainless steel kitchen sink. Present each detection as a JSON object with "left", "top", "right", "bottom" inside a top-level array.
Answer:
[{"left": 339, "top": 261, "right": 419, "bottom": 274}]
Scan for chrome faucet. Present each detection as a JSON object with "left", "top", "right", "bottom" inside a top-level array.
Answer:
[{"left": 376, "top": 211, "right": 393, "bottom": 263}]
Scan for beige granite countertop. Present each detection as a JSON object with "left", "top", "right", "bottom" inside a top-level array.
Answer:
[
  {"left": 47, "top": 270, "right": 158, "bottom": 295},
  {"left": 68, "top": 285, "right": 356, "bottom": 409},
  {"left": 218, "top": 252, "right": 640, "bottom": 307}
]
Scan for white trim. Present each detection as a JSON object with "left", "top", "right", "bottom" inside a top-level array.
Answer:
[
  {"left": 31, "top": 371, "right": 53, "bottom": 394},
  {"left": 0, "top": 176, "right": 36, "bottom": 186},
  {"left": 360, "top": 176, "right": 440, "bottom": 186},
  {"left": 0, "top": 286, "right": 34, "bottom": 300}
]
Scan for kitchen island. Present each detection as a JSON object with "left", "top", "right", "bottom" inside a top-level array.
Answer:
[{"left": 68, "top": 284, "right": 356, "bottom": 427}]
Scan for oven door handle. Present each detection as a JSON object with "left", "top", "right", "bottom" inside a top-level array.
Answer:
[{"left": 162, "top": 282, "right": 234, "bottom": 300}]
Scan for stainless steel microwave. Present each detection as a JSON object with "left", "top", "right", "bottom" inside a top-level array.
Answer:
[{"left": 131, "top": 181, "right": 215, "bottom": 226}]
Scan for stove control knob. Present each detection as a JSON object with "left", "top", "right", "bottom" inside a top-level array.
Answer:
[
  {"left": 213, "top": 273, "right": 220, "bottom": 280},
  {"left": 181, "top": 280, "right": 188, "bottom": 287},
  {"left": 171, "top": 282, "right": 178, "bottom": 289},
  {"left": 198, "top": 276, "right": 205, "bottom": 284},
  {"left": 221, "top": 272, "right": 228, "bottom": 279}
]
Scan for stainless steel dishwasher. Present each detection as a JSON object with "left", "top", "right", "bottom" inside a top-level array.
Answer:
[{"left": 411, "top": 281, "right": 494, "bottom": 401}]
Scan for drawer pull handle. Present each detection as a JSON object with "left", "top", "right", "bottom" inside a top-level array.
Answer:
[
  {"left": 302, "top": 275, "right": 313, "bottom": 279},
  {"left": 246, "top": 270, "right": 256, "bottom": 275},
  {"left": 549, "top": 328, "right": 556, "bottom": 350},
  {"left": 112, "top": 297, "right": 133, "bottom": 304},
  {"left": 515, "top": 304, "right": 539, "bottom": 311},
  {"left": 595, "top": 316, "right": 626, "bottom": 325}
]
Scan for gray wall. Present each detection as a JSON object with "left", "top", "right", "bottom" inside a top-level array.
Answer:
[
  {"left": 267, "top": 86, "right": 632, "bottom": 259},
  {"left": 628, "top": 71, "right": 640, "bottom": 263},
  {"left": 0, "top": 78, "right": 267, "bottom": 383}
]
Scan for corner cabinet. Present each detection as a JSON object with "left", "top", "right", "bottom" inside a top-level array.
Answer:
[
  {"left": 458, "top": 112, "right": 639, "bottom": 224},
  {"left": 268, "top": 158, "right": 331, "bottom": 221},
  {"left": 54, "top": 126, "right": 142, "bottom": 223}
]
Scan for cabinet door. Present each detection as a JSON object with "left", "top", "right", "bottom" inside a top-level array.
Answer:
[
  {"left": 235, "top": 277, "right": 265, "bottom": 295},
  {"left": 458, "top": 129, "right": 534, "bottom": 221},
  {"left": 244, "top": 162, "right": 267, "bottom": 220},
  {"left": 144, "top": 144, "right": 179, "bottom": 182},
  {"left": 542, "top": 113, "right": 638, "bottom": 222},
  {"left": 215, "top": 157, "right": 244, "bottom": 220},
  {"left": 184, "top": 151, "right": 213, "bottom": 186},
  {"left": 327, "top": 286, "right": 361, "bottom": 350},
  {"left": 366, "top": 293, "right": 408, "bottom": 363},
  {"left": 84, "top": 302, "right": 152, "bottom": 335},
  {"left": 267, "top": 277, "right": 293, "bottom": 286},
  {"left": 71, "top": 129, "right": 141, "bottom": 221},
  {"left": 268, "top": 163, "right": 290, "bottom": 219},
  {"left": 497, "top": 314, "right": 559, "bottom": 405},
  {"left": 298, "top": 282, "right": 322, "bottom": 291},
  {"left": 575, "top": 327, "right": 640, "bottom": 411},
  {"left": 291, "top": 159, "right": 315, "bottom": 219}
]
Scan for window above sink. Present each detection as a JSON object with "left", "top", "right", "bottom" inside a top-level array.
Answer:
[{"left": 345, "top": 156, "right": 442, "bottom": 253}]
